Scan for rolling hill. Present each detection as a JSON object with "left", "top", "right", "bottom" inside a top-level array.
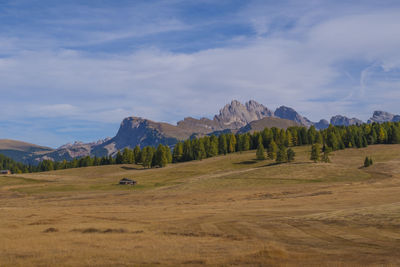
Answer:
[
  {"left": 1, "top": 144, "right": 400, "bottom": 265},
  {"left": 0, "top": 139, "right": 54, "bottom": 164}
]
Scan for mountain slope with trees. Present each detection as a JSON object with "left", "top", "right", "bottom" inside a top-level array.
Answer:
[{"left": 1, "top": 100, "right": 400, "bottom": 164}]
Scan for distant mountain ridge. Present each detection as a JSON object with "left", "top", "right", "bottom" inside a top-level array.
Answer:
[
  {"left": 1, "top": 100, "right": 399, "bottom": 163},
  {"left": 368, "top": 111, "right": 400, "bottom": 123},
  {"left": 330, "top": 115, "right": 363, "bottom": 126}
]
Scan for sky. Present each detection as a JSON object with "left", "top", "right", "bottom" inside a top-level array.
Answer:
[{"left": 1, "top": 0, "right": 400, "bottom": 148}]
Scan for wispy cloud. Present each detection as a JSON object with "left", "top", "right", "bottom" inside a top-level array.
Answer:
[{"left": 0, "top": 0, "right": 400, "bottom": 146}]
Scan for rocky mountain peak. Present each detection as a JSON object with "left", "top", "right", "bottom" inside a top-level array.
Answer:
[
  {"left": 274, "top": 106, "right": 312, "bottom": 126},
  {"left": 368, "top": 111, "right": 399, "bottom": 123},
  {"left": 213, "top": 100, "right": 273, "bottom": 129},
  {"left": 330, "top": 115, "right": 363, "bottom": 126},
  {"left": 314, "top": 119, "right": 329, "bottom": 130}
]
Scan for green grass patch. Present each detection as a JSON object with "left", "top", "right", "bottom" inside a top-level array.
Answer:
[{"left": 0, "top": 176, "right": 47, "bottom": 187}]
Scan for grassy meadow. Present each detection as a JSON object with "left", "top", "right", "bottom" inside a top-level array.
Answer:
[{"left": 1, "top": 145, "right": 400, "bottom": 266}]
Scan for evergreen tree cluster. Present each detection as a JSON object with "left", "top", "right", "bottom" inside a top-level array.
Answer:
[{"left": 0, "top": 154, "right": 30, "bottom": 174}]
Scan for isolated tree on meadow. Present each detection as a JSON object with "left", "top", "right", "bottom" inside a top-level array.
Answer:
[{"left": 364, "top": 156, "right": 373, "bottom": 167}]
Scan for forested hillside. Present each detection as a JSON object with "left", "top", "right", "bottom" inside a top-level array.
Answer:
[{"left": 7, "top": 121, "right": 397, "bottom": 172}]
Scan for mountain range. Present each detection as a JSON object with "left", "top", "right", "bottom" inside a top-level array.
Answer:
[{"left": 1, "top": 100, "right": 399, "bottom": 164}]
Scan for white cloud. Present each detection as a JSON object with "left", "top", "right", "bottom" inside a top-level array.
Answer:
[{"left": 1, "top": 1, "right": 400, "bottom": 146}]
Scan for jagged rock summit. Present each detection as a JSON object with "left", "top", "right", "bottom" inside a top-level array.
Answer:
[
  {"left": 213, "top": 100, "right": 273, "bottom": 129},
  {"left": 314, "top": 119, "right": 329, "bottom": 130},
  {"left": 274, "top": 106, "right": 313, "bottom": 126},
  {"left": 368, "top": 111, "right": 400, "bottom": 123},
  {"left": 330, "top": 115, "right": 363, "bottom": 126}
]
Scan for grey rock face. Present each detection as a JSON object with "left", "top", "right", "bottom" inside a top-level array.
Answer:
[
  {"left": 274, "top": 106, "right": 312, "bottom": 126},
  {"left": 330, "top": 115, "right": 363, "bottom": 126},
  {"left": 314, "top": 119, "right": 330, "bottom": 130},
  {"left": 213, "top": 100, "right": 273, "bottom": 129},
  {"left": 100, "top": 117, "right": 179, "bottom": 155},
  {"left": 368, "top": 111, "right": 399, "bottom": 123}
]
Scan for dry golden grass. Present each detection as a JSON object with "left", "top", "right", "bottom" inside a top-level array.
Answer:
[{"left": 1, "top": 145, "right": 400, "bottom": 266}]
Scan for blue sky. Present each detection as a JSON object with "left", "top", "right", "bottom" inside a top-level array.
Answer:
[{"left": 1, "top": 0, "right": 400, "bottom": 147}]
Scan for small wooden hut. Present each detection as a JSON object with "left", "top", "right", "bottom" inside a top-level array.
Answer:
[{"left": 119, "top": 178, "right": 136, "bottom": 185}]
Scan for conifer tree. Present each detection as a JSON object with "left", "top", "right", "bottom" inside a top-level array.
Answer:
[
  {"left": 286, "top": 130, "right": 293, "bottom": 147},
  {"left": 227, "top": 134, "right": 236, "bottom": 153},
  {"left": 183, "top": 139, "right": 193, "bottom": 161},
  {"left": 194, "top": 139, "right": 206, "bottom": 160},
  {"left": 364, "top": 156, "right": 370, "bottom": 167},
  {"left": 256, "top": 142, "right": 266, "bottom": 160},
  {"left": 165, "top": 146, "right": 172, "bottom": 163},
  {"left": 122, "top": 148, "right": 134, "bottom": 164},
  {"left": 115, "top": 151, "right": 123, "bottom": 164},
  {"left": 276, "top": 146, "right": 288, "bottom": 163},
  {"left": 267, "top": 140, "right": 278, "bottom": 160},
  {"left": 310, "top": 144, "right": 320, "bottom": 162},
  {"left": 133, "top": 145, "right": 141, "bottom": 164},
  {"left": 141, "top": 147, "right": 154, "bottom": 168},
  {"left": 209, "top": 136, "right": 219, "bottom": 157},
  {"left": 172, "top": 142, "right": 184, "bottom": 162},
  {"left": 218, "top": 135, "right": 228, "bottom": 155},
  {"left": 155, "top": 144, "right": 168, "bottom": 167},
  {"left": 287, "top": 148, "right": 295, "bottom": 162},
  {"left": 243, "top": 134, "right": 251, "bottom": 151},
  {"left": 321, "top": 147, "right": 331, "bottom": 163}
]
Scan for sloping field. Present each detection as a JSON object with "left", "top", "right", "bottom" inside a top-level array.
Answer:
[{"left": 1, "top": 145, "right": 400, "bottom": 266}]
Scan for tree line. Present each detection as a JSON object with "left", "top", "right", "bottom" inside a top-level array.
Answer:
[{"left": 1, "top": 122, "right": 400, "bottom": 173}]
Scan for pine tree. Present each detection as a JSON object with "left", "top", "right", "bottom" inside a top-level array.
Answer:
[
  {"left": 243, "top": 134, "right": 251, "bottom": 151},
  {"left": 276, "top": 146, "right": 288, "bottom": 163},
  {"left": 141, "top": 147, "right": 154, "bottom": 168},
  {"left": 307, "top": 125, "right": 317, "bottom": 144},
  {"left": 286, "top": 130, "right": 293, "bottom": 147},
  {"left": 310, "top": 144, "right": 320, "bottom": 162},
  {"left": 172, "top": 142, "right": 184, "bottom": 162},
  {"left": 183, "top": 139, "right": 193, "bottom": 161},
  {"left": 166, "top": 146, "right": 172, "bottom": 163},
  {"left": 155, "top": 145, "right": 168, "bottom": 167},
  {"left": 218, "top": 135, "right": 228, "bottom": 155},
  {"left": 391, "top": 125, "right": 400, "bottom": 144},
  {"left": 364, "top": 156, "right": 370, "bottom": 167},
  {"left": 321, "top": 147, "right": 331, "bottom": 163},
  {"left": 133, "top": 145, "right": 141, "bottom": 164},
  {"left": 267, "top": 140, "right": 278, "bottom": 160},
  {"left": 227, "top": 134, "right": 236, "bottom": 153},
  {"left": 256, "top": 142, "right": 266, "bottom": 160},
  {"left": 115, "top": 150, "right": 123, "bottom": 164},
  {"left": 194, "top": 139, "right": 206, "bottom": 160},
  {"left": 287, "top": 148, "right": 295, "bottom": 162},
  {"left": 209, "top": 136, "right": 219, "bottom": 157},
  {"left": 122, "top": 148, "right": 134, "bottom": 164}
]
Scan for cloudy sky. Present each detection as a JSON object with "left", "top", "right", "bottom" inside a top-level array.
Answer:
[{"left": 1, "top": 0, "right": 400, "bottom": 147}]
